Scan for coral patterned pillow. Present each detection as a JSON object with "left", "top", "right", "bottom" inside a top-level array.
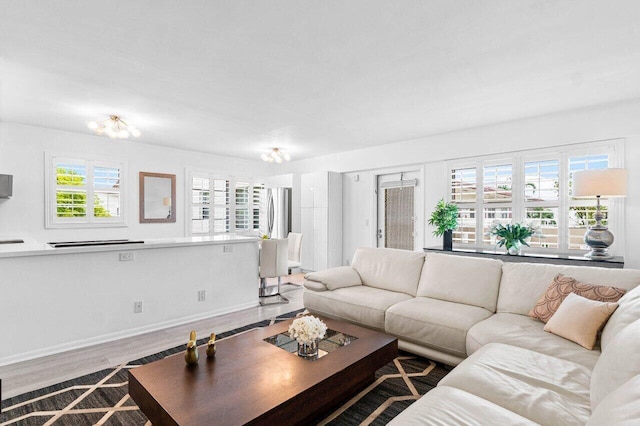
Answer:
[{"left": 529, "top": 274, "right": 627, "bottom": 323}]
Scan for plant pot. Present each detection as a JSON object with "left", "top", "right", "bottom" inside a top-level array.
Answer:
[
  {"left": 443, "top": 230, "right": 453, "bottom": 251},
  {"left": 506, "top": 242, "right": 521, "bottom": 255},
  {"left": 297, "top": 340, "right": 318, "bottom": 359}
]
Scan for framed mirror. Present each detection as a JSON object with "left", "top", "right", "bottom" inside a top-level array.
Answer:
[{"left": 139, "top": 172, "right": 176, "bottom": 223}]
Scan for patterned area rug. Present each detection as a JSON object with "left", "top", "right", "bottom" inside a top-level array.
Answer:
[{"left": 1, "top": 311, "right": 450, "bottom": 425}]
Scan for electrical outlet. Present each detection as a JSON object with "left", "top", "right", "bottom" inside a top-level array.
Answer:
[
  {"left": 198, "top": 290, "right": 206, "bottom": 302},
  {"left": 223, "top": 245, "right": 233, "bottom": 253},
  {"left": 119, "top": 252, "right": 135, "bottom": 262},
  {"left": 134, "top": 301, "right": 143, "bottom": 313}
]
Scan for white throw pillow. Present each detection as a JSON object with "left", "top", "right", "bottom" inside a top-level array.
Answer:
[
  {"left": 543, "top": 292, "right": 618, "bottom": 350},
  {"left": 590, "top": 319, "right": 640, "bottom": 409}
]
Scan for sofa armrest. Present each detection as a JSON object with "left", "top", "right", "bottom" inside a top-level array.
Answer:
[{"left": 304, "top": 266, "right": 363, "bottom": 291}]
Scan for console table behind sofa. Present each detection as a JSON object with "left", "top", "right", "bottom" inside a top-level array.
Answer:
[{"left": 423, "top": 247, "right": 624, "bottom": 268}]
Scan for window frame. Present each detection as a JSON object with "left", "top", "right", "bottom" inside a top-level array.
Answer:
[
  {"left": 45, "top": 153, "right": 127, "bottom": 229},
  {"left": 446, "top": 140, "right": 624, "bottom": 255}
]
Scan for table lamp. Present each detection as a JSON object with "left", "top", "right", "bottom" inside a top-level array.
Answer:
[{"left": 572, "top": 168, "right": 627, "bottom": 259}]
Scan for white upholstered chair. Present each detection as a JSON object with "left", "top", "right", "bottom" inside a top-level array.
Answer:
[
  {"left": 287, "top": 232, "right": 303, "bottom": 274},
  {"left": 259, "top": 238, "right": 289, "bottom": 305}
]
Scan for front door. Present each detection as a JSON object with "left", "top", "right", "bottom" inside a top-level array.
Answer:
[{"left": 376, "top": 171, "right": 419, "bottom": 250}]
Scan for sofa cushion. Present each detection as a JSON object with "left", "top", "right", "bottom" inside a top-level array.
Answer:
[
  {"left": 303, "top": 286, "right": 412, "bottom": 331},
  {"left": 385, "top": 297, "right": 492, "bottom": 359},
  {"left": 601, "top": 284, "right": 640, "bottom": 350},
  {"left": 467, "top": 313, "right": 600, "bottom": 369},
  {"left": 497, "top": 262, "right": 640, "bottom": 315},
  {"left": 416, "top": 253, "right": 503, "bottom": 312},
  {"left": 351, "top": 247, "right": 425, "bottom": 297},
  {"left": 587, "top": 375, "right": 640, "bottom": 426},
  {"left": 388, "top": 386, "right": 537, "bottom": 426},
  {"left": 590, "top": 319, "right": 640, "bottom": 409},
  {"left": 304, "top": 266, "right": 362, "bottom": 291},
  {"left": 543, "top": 293, "right": 618, "bottom": 350},
  {"left": 529, "top": 273, "right": 626, "bottom": 323},
  {"left": 439, "top": 343, "right": 592, "bottom": 425}
]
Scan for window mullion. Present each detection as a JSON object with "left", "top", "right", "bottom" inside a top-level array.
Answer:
[
  {"left": 475, "top": 164, "right": 483, "bottom": 249},
  {"left": 229, "top": 177, "right": 236, "bottom": 233},
  {"left": 206, "top": 177, "right": 212, "bottom": 236},
  {"left": 558, "top": 152, "right": 569, "bottom": 252},
  {"left": 87, "top": 161, "right": 95, "bottom": 222},
  {"left": 512, "top": 156, "right": 522, "bottom": 223}
]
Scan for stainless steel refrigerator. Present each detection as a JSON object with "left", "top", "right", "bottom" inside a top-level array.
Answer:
[{"left": 267, "top": 187, "right": 291, "bottom": 239}]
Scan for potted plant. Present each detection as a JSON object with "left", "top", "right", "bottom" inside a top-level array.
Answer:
[
  {"left": 486, "top": 221, "right": 540, "bottom": 255},
  {"left": 428, "top": 199, "right": 459, "bottom": 251}
]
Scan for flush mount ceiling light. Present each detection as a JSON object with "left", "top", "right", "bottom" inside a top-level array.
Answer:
[
  {"left": 87, "top": 115, "right": 141, "bottom": 139},
  {"left": 260, "top": 148, "right": 291, "bottom": 163}
]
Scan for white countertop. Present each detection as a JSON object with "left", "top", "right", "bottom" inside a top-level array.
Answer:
[{"left": 0, "top": 234, "right": 259, "bottom": 258}]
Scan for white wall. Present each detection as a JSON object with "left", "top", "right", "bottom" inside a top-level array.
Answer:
[
  {"left": 0, "top": 122, "right": 271, "bottom": 242},
  {"left": 264, "top": 173, "right": 293, "bottom": 188},
  {"left": 280, "top": 98, "right": 640, "bottom": 268}
]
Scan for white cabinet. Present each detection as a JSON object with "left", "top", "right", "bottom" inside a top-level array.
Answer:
[
  {"left": 300, "top": 173, "right": 314, "bottom": 208},
  {"left": 300, "top": 207, "right": 315, "bottom": 271},
  {"left": 300, "top": 171, "right": 342, "bottom": 271}
]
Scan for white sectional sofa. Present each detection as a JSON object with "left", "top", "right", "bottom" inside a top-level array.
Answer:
[{"left": 303, "top": 247, "right": 640, "bottom": 425}]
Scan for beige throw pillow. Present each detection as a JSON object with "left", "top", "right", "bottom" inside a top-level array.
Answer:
[
  {"left": 529, "top": 273, "right": 626, "bottom": 323},
  {"left": 544, "top": 292, "right": 618, "bottom": 350}
]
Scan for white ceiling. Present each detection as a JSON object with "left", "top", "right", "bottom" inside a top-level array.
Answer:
[{"left": 1, "top": 0, "right": 640, "bottom": 161}]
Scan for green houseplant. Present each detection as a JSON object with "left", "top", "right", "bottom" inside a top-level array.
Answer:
[
  {"left": 486, "top": 221, "right": 538, "bottom": 255},
  {"left": 428, "top": 199, "right": 459, "bottom": 250}
]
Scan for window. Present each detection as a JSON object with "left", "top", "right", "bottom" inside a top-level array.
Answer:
[
  {"left": 189, "top": 172, "right": 264, "bottom": 235},
  {"left": 483, "top": 164, "right": 512, "bottom": 202},
  {"left": 568, "top": 154, "right": 609, "bottom": 250},
  {"left": 252, "top": 183, "right": 266, "bottom": 231},
  {"left": 235, "top": 181, "right": 250, "bottom": 231},
  {"left": 450, "top": 167, "right": 477, "bottom": 244},
  {"left": 47, "top": 156, "right": 125, "bottom": 228},
  {"left": 524, "top": 159, "right": 560, "bottom": 249},
  {"left": 447, "top": 140, "right": 622, "bottom": 254}
]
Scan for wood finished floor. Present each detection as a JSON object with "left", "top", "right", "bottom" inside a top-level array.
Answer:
[{"left": 0, "top": 275, "right": 305, "bottom": 400}]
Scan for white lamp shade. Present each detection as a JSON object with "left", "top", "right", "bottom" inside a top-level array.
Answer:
[{"left": 572, "top": 168, "right": 628, "bottom": 198}]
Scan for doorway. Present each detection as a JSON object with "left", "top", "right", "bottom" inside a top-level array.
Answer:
[{"left": 377, "top": 171, "right": 419, "bottom": 250}]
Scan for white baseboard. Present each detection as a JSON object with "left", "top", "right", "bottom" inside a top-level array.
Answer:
[{"left": 0, "top": 300, "right": 259, "bottom": 367}]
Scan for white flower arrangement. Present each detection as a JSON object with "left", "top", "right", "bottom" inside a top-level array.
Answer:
[{"left": 288, "top": 316, "right": 327, "bottom": 344}]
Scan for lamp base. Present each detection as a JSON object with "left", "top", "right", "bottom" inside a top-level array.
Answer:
[
  {"left": 583, "top": 248, "right": 613, "bottom": 260},
  {"left": 583, "top": 225, "right": 614, "bottom": 260}
]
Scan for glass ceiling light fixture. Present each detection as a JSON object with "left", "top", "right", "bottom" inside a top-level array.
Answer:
[
  {"left": 87, "top": 115, "right": 141, "bottom": 139},
  {"left": 260, "top": 148, "right": 291, "bottom": 163}
]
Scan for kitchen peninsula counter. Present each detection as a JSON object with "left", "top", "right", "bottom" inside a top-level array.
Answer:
[
  {"left": 0, "top": 235, "right": 259, "bottom": 366},
  {"left": 0, "top": 234, "right": 258, "bottom": 258}
]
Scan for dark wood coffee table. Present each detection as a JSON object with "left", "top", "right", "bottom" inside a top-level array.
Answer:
[{"left": 129, "top": 317, "right": 397, "bottom": 425}]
